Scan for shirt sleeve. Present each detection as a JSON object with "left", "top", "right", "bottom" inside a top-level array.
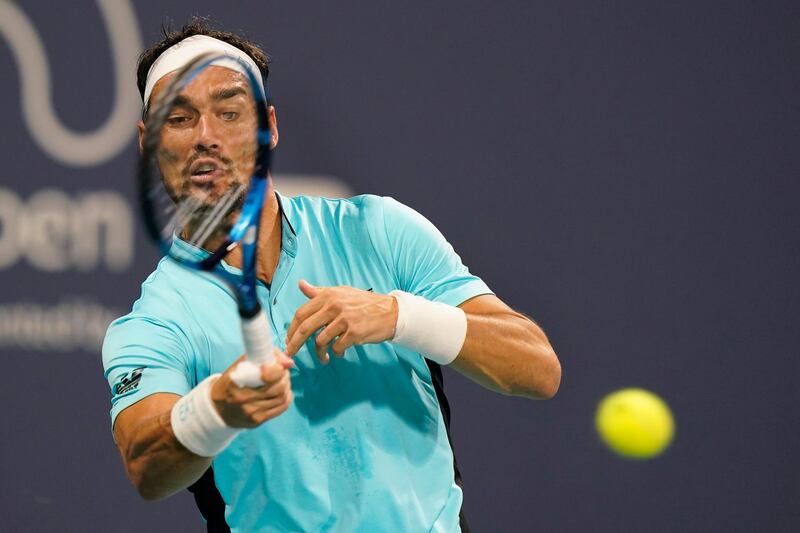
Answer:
[
  {"left": 102, "top": 314, "right": 194, "bottom": 430},
  {"left": 377, "top": 196, "right": 493, "bottom": 306}
]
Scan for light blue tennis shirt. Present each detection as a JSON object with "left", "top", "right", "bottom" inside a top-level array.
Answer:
[{"left": 103, "top": 192, "right": 492, "bottom": 532}]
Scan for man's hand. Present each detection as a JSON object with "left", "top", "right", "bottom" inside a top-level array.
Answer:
[
  {"left": 284, "top": 280, "right": 398, "bottom": 363},
  {"left": 210, "top": 351, "right": 295, "bottom": 428}
]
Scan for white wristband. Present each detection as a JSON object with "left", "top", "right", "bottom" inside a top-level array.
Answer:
[
  {"left": 389, "top": 290, "right": 468, "bottom": 365},
  {"left": 171, "top": 374, "right": 241, "bottom": 457}
]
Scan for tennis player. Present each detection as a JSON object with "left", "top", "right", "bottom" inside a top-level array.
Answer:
[{"left": 103, "top": 19, "right": 561, "bottom": 533}]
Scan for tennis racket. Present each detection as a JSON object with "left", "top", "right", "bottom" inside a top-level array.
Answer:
[{"left": 138, "top": 51, "right": 274, "bottom": 387}]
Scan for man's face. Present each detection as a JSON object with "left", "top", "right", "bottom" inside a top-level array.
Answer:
[{"left": 148, "top": 66, "right": 258, "bottom": 207}]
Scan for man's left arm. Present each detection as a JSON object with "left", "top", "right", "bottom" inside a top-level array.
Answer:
[
  {"left": 284, "top": 283, "right": 560, "bottom": 400},
  {"left": 452, "top": 294, "right": 560, "bottom": 399}
]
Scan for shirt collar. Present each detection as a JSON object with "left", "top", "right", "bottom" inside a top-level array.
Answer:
[
  {"left": 168, "top": 190, "right": 299, "bottom": 266},
  {"left": 275, "top": 189, "right": 298, "bottom": 257},
  {"left": 169, "top": 234, "right": 209, "bottom": 262}
]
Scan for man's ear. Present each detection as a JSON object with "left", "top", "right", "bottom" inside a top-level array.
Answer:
[
  {"left": 268, "top": 106, "right": 279, "bottom": 150},
  {"left": 137, "top": 120, "right": 145, "bottom": 154}
]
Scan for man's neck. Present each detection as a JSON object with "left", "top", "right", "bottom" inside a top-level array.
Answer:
[
  {"left": 223, "top": 182, "right": 282, "bottom": 285},
  {"left": 255, "top": 185, "right": 282, "bottom": 284}
]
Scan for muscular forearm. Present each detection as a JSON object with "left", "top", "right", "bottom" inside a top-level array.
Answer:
[
  {"left": 451, "top": 311, "right": 561, "bottom": 399},
  {"left": 114, "top": 357, "right": 293, "bottom": 501},
  {"left": 117, "top": 406, "right": 211, "bottom": 501}
]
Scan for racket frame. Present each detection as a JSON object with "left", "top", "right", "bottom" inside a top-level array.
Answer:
[
  {"left": 138, "top": 52, "right": 277, "bottom": 378},
  {"left": 139, "top": 51, "right": 272, "bottom": 317}
]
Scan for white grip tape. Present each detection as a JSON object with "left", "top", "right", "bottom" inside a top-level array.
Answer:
[
  {"left": 389, "top": 290, "right": 468, "bottom": 366},
  {"left": 171, "top": 374, "right": 240, "bottom": 457},
  {"left": 230, "top": 310, "right": 275, "bottom": 388}
]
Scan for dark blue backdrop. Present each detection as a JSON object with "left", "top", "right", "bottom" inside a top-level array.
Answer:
[{"left": 1, "top": 1, "right": 798, "bottom": 531}]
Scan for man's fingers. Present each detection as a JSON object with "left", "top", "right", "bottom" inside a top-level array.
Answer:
[
  {"left": 298, "top": 279, "right": 320, "bottom": 298},
  {"left": 315, "top": 320, "right": 345, "bottom": 347},
  {"left": 331, "top": 333, "right": 355, "bottom": 357},
  {"left": 241, "top": 391, "right": 292, "bottom": 415},
  {"left": 283, "top": 284, "right": 399, "bottom": 361},
  {"left": 314, "top": 321, "right": 346, "bottom": 362},
  {"left": 278, "top": 352, "right": 296, "bottom": 369},
  {"left": 286, "top": 308, "right": 335, "bottom": 356},
  {"left": 270, "top": 349, "right": 296, "bottom": 369},
  {"left": 229, "top": 389, "right": 294, "bottom": 428},
  {"left": 227, "top": 370, "right": 289, "bottom": 403},
  {"left": 214, "top": 349, "right": 295, "bottom": 427},
  {"left": 250, "top": 395, "right": 293, "bottom": 425},
  {"left": 259, "top": 358, "right": 292, "bottom": 385},
  {"left": 285, "top": 296, "right": 325, "bottom": 344}
]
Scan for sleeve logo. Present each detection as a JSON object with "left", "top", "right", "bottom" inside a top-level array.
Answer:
[{"left": 114, "top": 367, "right": 145, "bottom": 395}]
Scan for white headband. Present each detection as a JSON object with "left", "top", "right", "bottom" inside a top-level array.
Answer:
[{"left": 143, "top": 35, "right": 264, "bottom": 107}]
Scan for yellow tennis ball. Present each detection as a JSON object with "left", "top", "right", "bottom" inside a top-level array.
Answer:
[{"left": 595, "top": 388, "right": 675, "bottom": 459}]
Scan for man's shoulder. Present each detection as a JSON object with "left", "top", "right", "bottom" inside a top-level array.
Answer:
[
  {"left": 283, "top": 193, "right": 400, "bottom": 234},
  {"left": 135, "top": 258, "right": 193, "bottom": 308},
  {"left": 283, "top": 193, "right": 420, "bottom": 226},
  {"left": 285, "top": 193, "right": 385, "bottom": 215},
  {"left": 115, "top": 257, "right": 223, "bottom": 325},
  {"left": 102, "top": 259, "right": 215, "bottom": 362}
]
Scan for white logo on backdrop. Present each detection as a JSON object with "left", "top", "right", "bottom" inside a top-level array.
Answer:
[
  {"left": 0, "top": 1, "right": 353, "bottom": 194},
  {"left": 0, "top": 0, "right": 352, "bottom": 277},
  {"left": 0, "top": 299, "right": 120, "bottom": 351},
  {"left": 0, "top": 0, "right": 142, "bottom": 167},
  {"left": 0, "top": 188, "right": 133, "bottom": 272},
  {"left": 0, "top": 1, "right": 353, "bottom": 351}
]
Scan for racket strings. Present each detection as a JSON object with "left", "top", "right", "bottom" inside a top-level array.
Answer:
[
  {"left": 187, "top": 183, "right": 246, "bottom": 248},
  {"left": 162, "top": 194, "right": 201, "bottom": 242},
  {"left": 139, "top": 51, "right": 269, "bottom": 274}
]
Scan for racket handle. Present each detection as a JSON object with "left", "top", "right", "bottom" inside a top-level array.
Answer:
[
  {"left": 242, "top": 309, "right": 276, "bottom": 364},
  {"left": 230, "top": 309, "right": 276, "bottom": 388}
]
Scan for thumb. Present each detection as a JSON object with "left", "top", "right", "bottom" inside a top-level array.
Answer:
[
  {"left": 298, "top": 279, "right": 319, "bottom": 298},
  {"left": 276, "top": 349, "right": 296, "bottom": 370},
  {"left": 260, "top": 356, "right": 291, "bottom": 384}
]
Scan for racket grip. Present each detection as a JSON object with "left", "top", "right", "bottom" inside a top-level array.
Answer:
[
  {"left": 231, "top": 309, "right": 276, "bottom": 388},
  {"left": 242, "top": 309, "right": 275, "bottom": 364}
]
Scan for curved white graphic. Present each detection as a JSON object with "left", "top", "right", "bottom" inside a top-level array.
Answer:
[{"left": 0, "top": 0, "right": 142, "bottom": 167}]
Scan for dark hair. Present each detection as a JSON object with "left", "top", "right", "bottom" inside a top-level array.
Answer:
[{"left": 136, "top": 17, "right": 270, "bottom": 103}]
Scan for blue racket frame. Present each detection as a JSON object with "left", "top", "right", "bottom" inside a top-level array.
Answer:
[{"left": 140, "top": 52, "right": 273, "bottom": 318}]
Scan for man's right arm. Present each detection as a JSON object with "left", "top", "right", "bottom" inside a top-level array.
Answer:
[
  {"left": 113, "top": 354, "right": 294, "bottom": 501},
  {"left": 114, "top": 393, "right": 208, "bottom": 500}
]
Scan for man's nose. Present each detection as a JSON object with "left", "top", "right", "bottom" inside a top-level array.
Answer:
[{"left": 194, "top": 114, "right": 221, "bottom": 151}]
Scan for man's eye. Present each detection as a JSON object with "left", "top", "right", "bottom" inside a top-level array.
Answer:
[
  {"left": 167, "top": 115, "right": 190, "bottom": 125},
  {"left": 221, "top": 111, "right": 239, "bottom": 121}
]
